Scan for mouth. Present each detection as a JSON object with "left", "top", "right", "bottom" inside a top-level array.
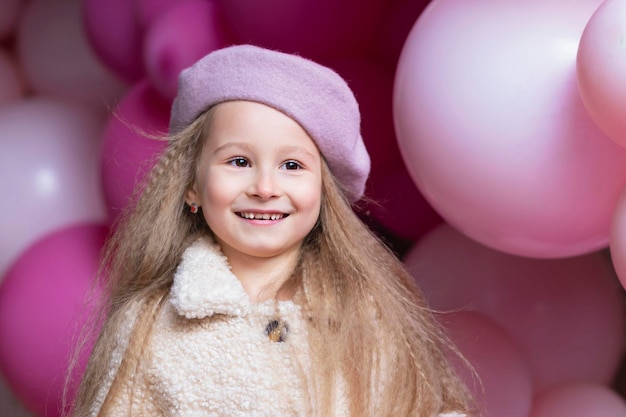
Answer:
[{"left": 236, "top": 212, "right": 289, "bottom": 221}]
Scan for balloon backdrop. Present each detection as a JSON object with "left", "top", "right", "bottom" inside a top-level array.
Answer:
[
  {"left": 0, "top": 49, "right": 23, "bottom": 106},
  {"left": 610, "top": 185, "right": 626, "bottom": 290},
  {"left": 439, "top": 311, "right": 533, "bottom": 417},
  {"left": 17, "top": 0, "right": 126, "bottom": 110},
  {"left": 101, "top": 80, "right": 170, "bottom": 222},
  {"left": 530, "top": 382, "right": 626, "bottom": 417},
  {"left": 577, "top": 0, "right": 626, "bottom": 149},
  {"left": 0, "top": 98, "right": 108, "bottom": 278},
  {"left": 143, "top": 0, "right": 233, "bottom": 99},
  {"left": 405, "top": 224, "right": 626, "bottom": 393},
  {"left": 218, "top": 0, "right": 387, "bottom": 60},
  {"left": 0, "top": 0, "right": 23, "bottom": 40},
  {"left": 82, "top": 0, "right": 145, "bottom": 82},
  {"left": 0, "top": 223, "right": 108, "bottom": 417},
  {"left": 394, "top": 0, "right": 626, "bottom": 258}
]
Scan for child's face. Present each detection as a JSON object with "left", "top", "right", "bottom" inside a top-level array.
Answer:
[{"left": 187, "top": 100, "right": 322, "bottom": 266}]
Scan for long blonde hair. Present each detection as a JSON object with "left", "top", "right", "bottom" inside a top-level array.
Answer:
[{"left": 69, "top": 106, "right": 474, "bottom": 417}]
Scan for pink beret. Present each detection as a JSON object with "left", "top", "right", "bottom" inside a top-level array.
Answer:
[{"left": 169, "top": 44, "right": 370, "bottom": 202}]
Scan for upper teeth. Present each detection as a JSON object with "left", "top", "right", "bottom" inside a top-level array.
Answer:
[{"left": 240, "top": 213, "right": 284, "bottom": 220}]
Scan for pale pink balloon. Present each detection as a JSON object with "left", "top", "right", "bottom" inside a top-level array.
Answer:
[
  {"left": 218, "top": 0, "right": 387, "bottom": 60},
  {"left": 0, "top": 98, "right": 108, "bottom": 278},
  {"left": 394, "top": 0, "right": 626, "bottom": 258},
  {"left": 101, "top": 80, "right": 170, "bottom": 222},
  {"left": 0, "top": 49, "right": 24, "bottom": 106},
  {"left": 405, "top": 224, "right": 626, "bottom": 393},
  {"left": 17, "top": 0, "right": 127, "bottom": 110},
  {"left": 531, "top": 382, "right": 626, "bottom": 417},
  {"left": 0, "top": 0, "right": 23, "bottom": 40},
  {"left": 440, "top": 311, "right": 533, "bottom": 417},
  {"left": 610, "top": 185, "right": 626, "bottom": 289},
  {"left": 82, "top": 0, "right": 145, "bottom": 82},
  {"left": 577, "top": 0, "right": 626, "bottom": 149},
  {"left": 144, "top": 0, "right": 233, "bottom": 99},
  {"left": 0, "top": 223, "right": 107, "bottom": 417}
]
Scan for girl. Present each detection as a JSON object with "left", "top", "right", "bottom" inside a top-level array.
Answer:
[{"left": 71, "top": 45, "right": 474, "bottom": 417}]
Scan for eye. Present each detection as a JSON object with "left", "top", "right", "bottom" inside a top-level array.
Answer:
[
  {"left": 281, "top": 160, "right": 303, "bottom": 170},
  {"left": 227, "top": 157, "right": 250, "bottom": 168}
]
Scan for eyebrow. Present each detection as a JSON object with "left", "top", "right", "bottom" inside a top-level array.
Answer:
[{"left": 214, "top": 142, "right": 318, "bottom": 160}]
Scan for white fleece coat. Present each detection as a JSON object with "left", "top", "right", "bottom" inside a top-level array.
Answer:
[{"left": 90, "top": 238, "right": 465, "bottom": 417}]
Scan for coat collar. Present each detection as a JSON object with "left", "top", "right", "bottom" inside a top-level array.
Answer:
[{"left": 169, "top": 237, "right": 252, "bottom": 319}]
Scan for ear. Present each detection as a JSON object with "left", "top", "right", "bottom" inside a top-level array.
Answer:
[{"left": 185, "top": 184, "right": 200, "bottom": 207}]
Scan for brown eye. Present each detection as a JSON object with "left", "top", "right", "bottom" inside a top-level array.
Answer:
[
  {"left": 282, "top": 160, "right": 302, "bottom": 170},
  {"left": 228, "top": 157, "right": 250, "bottom": 167}
]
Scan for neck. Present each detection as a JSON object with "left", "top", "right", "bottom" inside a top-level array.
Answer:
[{"left": 223, "top": 248, "right": 300, "bottom": 303}]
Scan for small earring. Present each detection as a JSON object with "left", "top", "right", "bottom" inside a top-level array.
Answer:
[{"left": 190, "top": 203, "right": 199, "bottom": 214}]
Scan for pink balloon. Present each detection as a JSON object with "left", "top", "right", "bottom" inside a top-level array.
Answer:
[
  {"left": 531, "top": 382, "right": 626, "bottom": 417},
  {"left": 577, "top": 0, "right": 626, "bottom": 149},
  {"left": 440, "top": 311, "right": 533, "bottom": 417},
  {"left": 134, "top": 0, "right": 180, "bottom": 28},
  {"left": 82, "top": 0, "right": 145, "bottom": 82},
  {"left": 394, "top": 0, "right": 626, "bottom": 258},
  {"left": 218, "top": 0, "right": 387, "bottom": 60},
  {"left": 0, "top": 223, "right": 108, "bottom": 417},
  {"left": 610, "top": 185, "right": 626, "bottom": 289},
  {"left": 0, "top": 49, "right": 24, "bottom": 106},
  {"left": 0, "top": 98, "right": 108, "bottom": 277},
  {"left": 405, "top": 224, "right": 626, "bottom": 393},
  {"left": 101, "top": 80, "right": 170, "bottom": 222},
  {"left": 144, "top": 0, "right": 233, "bottom": 99},
  {"left": 365, "top": 165, "right": 442, "bottom": 241},
  {"left": 17, "top": 0, "right": 127, "bottom": 110}
]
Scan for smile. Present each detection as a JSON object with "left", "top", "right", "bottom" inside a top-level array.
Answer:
[{"left": 237, "top": 212, "right": 288, "bottom": 220}]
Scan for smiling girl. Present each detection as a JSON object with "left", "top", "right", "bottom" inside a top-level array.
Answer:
[{"left": 70, "top": 45, "right": 474, "bottom": 417}]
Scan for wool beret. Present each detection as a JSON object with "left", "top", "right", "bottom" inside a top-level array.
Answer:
[{"left": 169, "top": 44, "right": 370, "bottom": 202}]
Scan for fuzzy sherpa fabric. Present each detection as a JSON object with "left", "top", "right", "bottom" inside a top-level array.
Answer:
[
  {"left": 89, "top": 238, "right": 467, "bottom": 417},
  {"left": 169, "top": 44, "right": 370, "bottom": 203}
]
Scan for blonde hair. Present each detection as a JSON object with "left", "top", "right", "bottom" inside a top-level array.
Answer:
[{"left": 69, "top": 107, "right": 474, "bottom": 417}]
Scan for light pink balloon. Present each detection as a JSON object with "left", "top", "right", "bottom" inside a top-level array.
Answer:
[
  {"left": 531, "top": 382, "right": 626, "bottom": 417},
  {"left": 144, "top": 0, "right": 233, "bottom": 99},
  {"left": 101, "top": 80, "right": 170, "bottom": 222},
  {"left": 0, "top": 49, "right": 24, "bottom": 106},
  {"left": 218, "top": 0, "right": 387, "bottom": 60},
  {"left": 440, "top": 311, "right": 533, "bottom": 417},
  {"left": 0, "top": 223, "right": 107, "bottom": 417},
  {"left": 17, "top": 0, "right": 127, "bottom": 110},
  {"left": 394, "top": 0, "right": 626, "bottom": 258},
  {"left": 0, "top": 0, "right": 23, "bottom": 40},
  {"left": 82, "top": 0, "right": 145, "bottom": 82},
  {"left": 0, "top": 98, "right": 108, "bottom": 277},
  {"left": 405, "top": 224, "right": 626, "bottom": 392},
  {"left": 610, "top": 185, "right": 626, "bottom": 289},
  {"left": 577, "top": 0, "right": 626, "bottom": 149}
]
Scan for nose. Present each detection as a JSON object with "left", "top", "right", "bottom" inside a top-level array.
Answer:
[{"left": 248, "top": 167, "right": 280, "bottom": 200}]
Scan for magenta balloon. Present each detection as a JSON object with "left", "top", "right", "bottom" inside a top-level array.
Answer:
[
  {"left": 101, "top": 80, "right": 170, "bottom": 222},
  {"left": 17, "top": 0, "right": 127, "bottom": 109},
  {"left": 82, "top": 0, "right": 144, "bottom": 82},
  {"left": 0, "top": 49, "right": 24, "bottom": 106},
  {"left": 531, "top": 382, "right": 626, "bottom": 417},
  {"left": 394, "top": 0, "right": 626, "bottom": 258},
  {"left": 134, "top": 0, "right": 180, "bottom": 28},
  {"left": 144, "top": 0, "right": 233, "bottom": 99},
  {"left": 440, "top": 311, "right": 533, "bottom": 417},
  {"left": 577, "top": 0, "right": 626, "bottom": 149},
  {"left": 0, "top": 223, "right": 108, "bottom": 417},
  {"left": 219, "top": 0, "right": 387, "bottom": 60},
  {"left": 0, "top": 98, "right": 108, "bottom": 278},
  {"left": 610, "top": 186, "right": 626, "bottom": 290},
  {"left": 366, "top": 165, "right": 442, "bottom": 241},
  {"left": 405, "top": 224, "right": 626, "bottom": 392}
]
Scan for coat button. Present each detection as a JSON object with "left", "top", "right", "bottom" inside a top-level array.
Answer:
[{"left": 265, "top": 319, "right": 289, "bottom": 342}]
